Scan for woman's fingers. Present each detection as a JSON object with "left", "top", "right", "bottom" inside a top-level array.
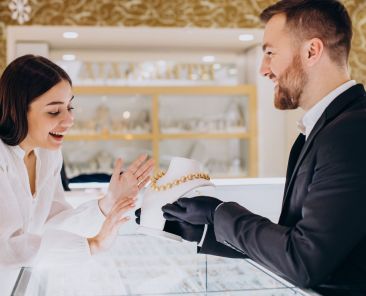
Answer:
[
  {"left": 127, "top": 154, "right": 148, "bottom": 175},
  {"left": 134, "top": 158, "right": 154, "bottom": 179},
  {"left": 138, "top": 175, "right": 151, "bottom": 190},
  {"left": 113, "top": 196, "right": 136, "bottom": 213},
  {"left": 118, "top": 196, "right": 136, "bottom": 208},
  {"left": 115, "top": 216, "right": 130, "bottom": 227},
  {"left": 112, "top": 158, "right": 123, "bottom": 180},
  {"left": 121, "top": 170, "right": 139, "bottom": 186},
  {"left": 137, "top": 166, "right": 153, "bottom": 182}
]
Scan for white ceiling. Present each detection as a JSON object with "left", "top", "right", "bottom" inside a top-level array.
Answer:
[{"left": 8, "top": 26, "right": 263, "bottom": 52}]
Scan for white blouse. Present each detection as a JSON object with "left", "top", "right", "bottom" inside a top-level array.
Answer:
[{"left": 0, "top": 140, "right": 105, "bottom": 268}]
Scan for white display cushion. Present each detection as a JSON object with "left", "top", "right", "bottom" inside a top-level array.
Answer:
[{"left": 138, "top": 157, "right": 216, "bottom": 241}]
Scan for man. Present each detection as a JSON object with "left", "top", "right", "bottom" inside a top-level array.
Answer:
[{"left": 159, "top": 1, "right": 366, "bottom": 295}]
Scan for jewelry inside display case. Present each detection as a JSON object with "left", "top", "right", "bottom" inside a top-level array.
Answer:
[{"left": 62, "top": 86, "right": 257, "bottom": 181}]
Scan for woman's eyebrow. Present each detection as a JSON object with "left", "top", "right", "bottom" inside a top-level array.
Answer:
[
  {"left": 46, "top": 101, "right": 64, "bottom": 106},
  {"left": 46, "top": 96, "right": 74, "bottom": 106}
]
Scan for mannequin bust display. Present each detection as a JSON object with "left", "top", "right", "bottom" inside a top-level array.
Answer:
[{"left": 138, "top": 157, "right": 215, "bottom": 241}]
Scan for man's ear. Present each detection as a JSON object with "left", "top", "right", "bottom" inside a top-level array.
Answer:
[{"left": 303, "top": 38, "right": 324, "bottom": 66}]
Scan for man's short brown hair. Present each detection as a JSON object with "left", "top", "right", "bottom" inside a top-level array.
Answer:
[{"left": 260, "top": 0, "right": 352, "bottom": 65}]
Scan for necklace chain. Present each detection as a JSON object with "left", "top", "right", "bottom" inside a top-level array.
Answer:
[{"left": 151, "top": 170, "right": 210, "bottom": 191}]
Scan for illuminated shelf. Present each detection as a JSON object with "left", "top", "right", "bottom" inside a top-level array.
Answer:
[
  {"left": 65, "top": 133, "right": 153, "bottom": 141},
  {"left": 66, "top": 85, "right": 258, "bottom": 177},
  {"left": 159, "top": 132, "right": 249, "bottom": 140}
]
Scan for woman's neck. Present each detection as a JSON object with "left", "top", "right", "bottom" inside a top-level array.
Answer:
[
  {"left": 23, "top": 149, "right": 37, "bottom": 196},
  {"left": 19, "top": 139, "right": 35, "bottom": 158}
]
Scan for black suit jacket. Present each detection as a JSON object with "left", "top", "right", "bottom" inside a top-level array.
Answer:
[{"left": 200, "top": 84, "right": 366, "bottom": 295}]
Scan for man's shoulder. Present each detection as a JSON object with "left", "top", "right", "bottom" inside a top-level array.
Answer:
[
  {"left": 316, "top": 106, "right": 366, "bottom": 149},
  {"left": 328, "top": 106, "right": 366, "bottom": 133}
]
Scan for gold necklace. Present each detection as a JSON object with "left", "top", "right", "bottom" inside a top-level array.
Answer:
[{"left": 151, "top": 170, "right": 210, "bottom": 191}]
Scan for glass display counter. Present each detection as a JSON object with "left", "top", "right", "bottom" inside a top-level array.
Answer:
[
  {"left": 10, "top": 179, "right": 320, "bottom": 295},
  {"left": 11, "top": 235, "right": 320, "bottom": 296}
]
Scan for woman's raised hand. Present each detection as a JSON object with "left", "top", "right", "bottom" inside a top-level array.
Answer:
[
  {"left": 88, "top": 196, "right": 136, "bottom": 254},
  {"left": 99, "top": 154, "right": 154, "bottom": 215},
  {"left": 124, "top": 154, "right": 155, "bottom": 191}
]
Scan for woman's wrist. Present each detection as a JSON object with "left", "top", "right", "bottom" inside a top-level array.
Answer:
[
  {"left": 87, "top": 236, "right": 99, "bottom": 255},
  {"left": 98, "top": 194, "right": 114, "bottom": 216}
]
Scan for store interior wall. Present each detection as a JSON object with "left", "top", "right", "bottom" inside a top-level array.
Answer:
[{"left": 3, "top": 0, "right": 366, "bottom": 178}]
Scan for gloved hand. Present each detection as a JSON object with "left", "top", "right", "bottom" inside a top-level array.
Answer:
[
  {"left": 162, "top": 196, "right": 223, "bottom": 225},
  {"left": 135, "top": 208, "right": 204, "bottom": 243}
]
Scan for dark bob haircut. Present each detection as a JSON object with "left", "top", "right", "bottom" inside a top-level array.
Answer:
[{"left": 0, "top": 54, "right": 72, "bottom": 146}]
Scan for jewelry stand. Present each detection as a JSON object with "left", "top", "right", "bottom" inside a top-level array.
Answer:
[{"left": 137, "top": 157, "right": 215, "bottom": 241}]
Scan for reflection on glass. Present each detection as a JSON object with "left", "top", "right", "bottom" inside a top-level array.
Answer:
[
  {"left": 159, "top": 95, "right": 247, "bottom": 134},
  {"left": 14, "top": 235, "right": 312, "bottom": 296},
  {"left": 62, "top": 141, "right": 152, "bottom": 178},
  {"left": 160, "top": 139, "right": 248, "bottom": 178},
  {"left": 69, "top": 95, "right": 151, "bottom": 135}
]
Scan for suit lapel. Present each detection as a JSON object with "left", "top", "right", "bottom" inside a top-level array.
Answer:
[
  {"left": 285, "top": 134, "right": 305, "bottom": 186},
  {"left": 281, "top": 84, "right": 366, "bottom": 215},
  {"left": 283, "top": 115, "right": 326, "bottom": 202}
]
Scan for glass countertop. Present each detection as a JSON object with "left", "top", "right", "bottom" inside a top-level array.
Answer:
[{"left": 12, "top": 234, "right": 320, "bottom": 296}]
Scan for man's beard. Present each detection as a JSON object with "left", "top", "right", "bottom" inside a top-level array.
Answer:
[{"left": 274, "top": 54, "right": 308, "bottom": 110}]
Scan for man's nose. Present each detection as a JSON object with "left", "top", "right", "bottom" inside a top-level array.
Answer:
[{"left": 259, "top": 57, "right": 271, "bottom": 77}]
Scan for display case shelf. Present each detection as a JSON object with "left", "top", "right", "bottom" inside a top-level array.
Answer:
[
  {"left": 65, "top": 133, "right": 153, "bottom": 141},
  {"left": 64, "top": 85, "right": 257, "bottom": 178},
  {"left": 159, "top": 132, "right": 250, "bottom": 140}
]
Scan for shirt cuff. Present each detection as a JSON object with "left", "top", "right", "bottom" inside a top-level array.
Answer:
[
  {"left": 198, "top": 203, "right": 223, "bottom": 247},
  {"left": 215, "top": 202, "right": 224, "bottom": 212},
  {"left": 198, "top": 224, "right": 208, "bottom": 247},
  {"left": 36, "top": 229, "right": 92, "bottom": 268},
  {"left": 94, "top": 198, "right": 107, "bottom": 220}
]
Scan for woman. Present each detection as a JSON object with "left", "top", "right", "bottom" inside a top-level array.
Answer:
[{"left": 0, "top": 55, "right": 154, "bottom": 267}]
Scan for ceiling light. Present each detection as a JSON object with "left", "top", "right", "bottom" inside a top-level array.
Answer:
[
  {"left": 63, "top": 31, "right": 79, "bottom": 39},
  {"left": 238, "top": 34, "right": 254, "bottom": 41},
  {"left": 202, "top": 56, "right": 215, "bottom": 63},
  {"left": 62, "top": 54, "right": 76, "bottom": 61}
]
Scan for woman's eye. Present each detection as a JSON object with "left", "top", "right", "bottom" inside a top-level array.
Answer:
[
  {"left": 48, "top": 107, "right": 74, "bottom": 115},
  {"left": 266, "top": 51, "right": 273, "bottom": 57}
]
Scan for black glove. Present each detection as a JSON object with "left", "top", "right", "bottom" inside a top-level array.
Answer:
[
  {"left": 162, "top": 196, "right": 223, "bottom": 225},
  {"left": 135, "top": 208, "right": 204, "bottom": 243}
]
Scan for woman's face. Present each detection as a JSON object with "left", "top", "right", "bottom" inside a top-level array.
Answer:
[{"left": 21, "top": 79, "right": 74, "bottom": 152}]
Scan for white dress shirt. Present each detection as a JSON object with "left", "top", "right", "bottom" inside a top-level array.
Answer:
[
  {"left": 0, "top": 140, "right": 105, "bottom": 268},
  {"left": 298, "top": 80, "right": 356, "bottom": 139}
]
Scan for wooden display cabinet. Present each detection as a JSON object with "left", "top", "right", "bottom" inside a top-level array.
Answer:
[{"left": 65, "top": 85, "right": 257, "bottom": 177}]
